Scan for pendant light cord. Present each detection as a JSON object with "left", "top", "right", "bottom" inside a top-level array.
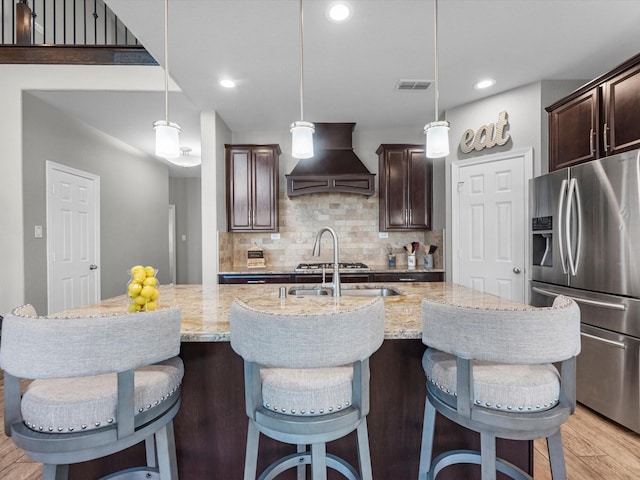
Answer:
[
  {"left": 433, "top": 0, "right": 439, "bottom": 123},
  {"left": 299, "top": 0, "right": 305, "bottom": 122},
  {"left": 164, "top": 0, "right": 170, "bottom": 123}
]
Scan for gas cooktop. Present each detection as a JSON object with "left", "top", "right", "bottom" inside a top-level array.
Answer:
[{"left": 295, "top": 262, "right": 370, "bottom": 272}]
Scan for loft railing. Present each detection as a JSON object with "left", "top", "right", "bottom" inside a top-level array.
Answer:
[{"left": 0, "top": 0, "right": 155, "bottom": 64}]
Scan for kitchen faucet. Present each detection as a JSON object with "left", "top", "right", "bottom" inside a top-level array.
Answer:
[{"left": 312, "top": 227, "right": 341, "bottom": 297}]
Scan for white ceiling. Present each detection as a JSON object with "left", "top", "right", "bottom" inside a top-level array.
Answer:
[{"left": 33, "top": 0, "right": 640, "bottom": 177}]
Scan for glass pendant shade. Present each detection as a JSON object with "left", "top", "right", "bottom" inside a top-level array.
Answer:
[
  {"left": 424, "top": 120, "right": 450, "bottom": 158},
  {"left": 291, "top": 121, "right": 315, "bottom": 159},
  {"left": 169, "top": 147, "right": 201, "bottom": 167},
  {"left": 154, "top": 120, "right": 181, "bottom": 159}
]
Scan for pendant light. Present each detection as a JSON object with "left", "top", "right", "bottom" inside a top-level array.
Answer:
[
  {"left": 153, "top": 0, "right": 181, "bottom": 159},
  {"left": 423, "top": 0, "right": 450, "bottom": 158},
  {"left": 290, "top": 0, "right": 314, "bottom": 159}
]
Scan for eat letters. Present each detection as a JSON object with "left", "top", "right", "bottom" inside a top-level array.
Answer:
[{"left": 459, "top": 111, "right": 511, "bottom": 153}]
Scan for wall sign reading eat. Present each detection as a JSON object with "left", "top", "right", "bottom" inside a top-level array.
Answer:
[{"left": 459, "top": 111, "right": 511, "bottom": 153}]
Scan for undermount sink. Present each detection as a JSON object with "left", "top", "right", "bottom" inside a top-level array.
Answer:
[
  {"left": 342, "top": 286, "right": 403, "bottom": 297},
  {"left": 288, "top": 288, "right": 330, "bottom": 296},
  {"left": 287, "top": 285, "right": 403, "bottom": 297}
]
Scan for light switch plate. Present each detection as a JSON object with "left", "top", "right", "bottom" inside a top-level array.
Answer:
[
  {"left": 379, "top": 232, "right": 389, "bottom": 238},
  {"left": 271, "top": 233, "right": 280, "bottom": 240},
  {"left": 34, "top": 225, "right": 43, "bottom": 238}
]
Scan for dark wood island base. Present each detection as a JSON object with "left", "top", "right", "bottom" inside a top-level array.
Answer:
[{"left": 69, "top": 339, "right": 531, "bottom": 479}]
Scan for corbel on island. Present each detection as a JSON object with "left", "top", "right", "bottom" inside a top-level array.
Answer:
[{"left": 55, "top": 282, "right": 533, "bottom": 479}]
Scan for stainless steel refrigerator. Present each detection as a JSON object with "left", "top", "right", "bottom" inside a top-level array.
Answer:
[{"left": 529, "top": 148, "right": 640, "bottom": 433}]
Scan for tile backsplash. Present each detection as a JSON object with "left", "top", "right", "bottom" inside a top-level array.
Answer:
[{"left": 218, "top": 190, "right": 444, "bottom": 271}]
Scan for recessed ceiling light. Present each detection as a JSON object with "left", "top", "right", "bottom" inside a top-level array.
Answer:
[
  {"left": 474, "top": 78, "right": 496, "bottom": 90},
  {"left": 220, "top": 79, "right": 236, "bottom": 89},
  {"left": 327, "top": 2, "right": 352, "bottom": 22}
]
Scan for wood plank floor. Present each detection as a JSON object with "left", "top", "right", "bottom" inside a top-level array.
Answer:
[{"left": 1, "top": 370, "right": 639, "bottom": 479}]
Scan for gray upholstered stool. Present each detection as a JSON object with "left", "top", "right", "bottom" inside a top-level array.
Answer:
[
  {"left": 0, "top": 304, "right": 183, "bottom": 480},
  {"left": 419, "top": 295, "right": 580, "bottom": 480},
  {"left": 230, "top": 297, "right": 385, "bottom": 480}
]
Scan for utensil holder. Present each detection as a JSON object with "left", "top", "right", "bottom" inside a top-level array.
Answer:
[
  {"left": 424, "top": 254, "right": 433, "bottom": 269},
  {"left": 407, "top": 254, "right": 416, "bottom": 269}
]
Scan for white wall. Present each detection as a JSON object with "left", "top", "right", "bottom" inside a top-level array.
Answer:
[
  {"left": 442, "top": 80, "right": 586, "bottom": 280},
  {"left": 201, "top": 111, "right": 231, "bottom": 286},
  {"left": 0, "top": 64, "right": 167, "bottom": 314},
  {"left": 23, "top": 93, "right": 171, "bottom": 314}
]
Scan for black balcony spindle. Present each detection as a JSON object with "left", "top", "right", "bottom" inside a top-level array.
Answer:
[
  {"left": 52, "top": 0, "right": 56, "bottom": 44},
  {"left": 31, "top": 0, "right": 36, "bottom": 44},
  {"left": 92, "top": 0, "right": 96, "bottom": 44},
  {"left": 2, "top": 0, "right": 146, "bottom": 50},
  {"left": 3, "top": 0, "right": 7, "bottom": 44},
  {"left": 82, "top": 0, "right": 86, "bottom": 44}
]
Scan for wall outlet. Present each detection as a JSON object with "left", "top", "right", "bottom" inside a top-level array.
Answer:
[
  {"left": 378, "top": 232, "right": 389, "bottom": 239},
  {"left": 271, "top": 233, "right": 280, "bottom": 240}
]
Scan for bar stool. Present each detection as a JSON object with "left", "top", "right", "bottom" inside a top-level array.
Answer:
[
  {"left": 419, "top": 295, "right": 580, "bottom": 480},
  {"left": 1, "top": 304, "right": 183, "bottom": 480},
  {"left": 230, "top": 297, "right": 385, "bottom": 480}
]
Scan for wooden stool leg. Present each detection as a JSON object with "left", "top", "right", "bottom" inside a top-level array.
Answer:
[
  {"left": 155, "top": 421, "right": 179, "bottom": 479},
  {"left": 145, "top": 435, "right": 158, "bottom": 468},
  {"left": 356, "top": 420, "right": 373, "bottom": 480},
  {"left": 43, "top": 464, "right": 68, "bottom": 480},
  {"left": 547, "top": 429, "right": 568, "bottom": 480},
  {"left": 419, "top": 396, "right": 437, "bottom": 480},
  {"left": 480, "top": 432, "right": 497, "bottom": 480},
  {"left": 310, "top": 442, "right": 327, "bottom": 480},
  {"left": 245, "top": 421, "right": 260, "bottom": 480},
  {"left": 297, "top": 444, "right": 307, "bottom": 480}
]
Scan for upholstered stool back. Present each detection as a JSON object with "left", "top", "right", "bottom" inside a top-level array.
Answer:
[
  {"left": 1, "top": 304, "right": 183, "bottom": 480},
  {"left": 230, "top": 297, "right": 385, "bottom": 480},
  {"left": 419, "top": 295, "right": 580, "bottom": 480}
]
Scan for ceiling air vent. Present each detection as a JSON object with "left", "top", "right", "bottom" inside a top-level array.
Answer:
[{"left": 396, "top": 79, "right": 431, "bottom": 90}]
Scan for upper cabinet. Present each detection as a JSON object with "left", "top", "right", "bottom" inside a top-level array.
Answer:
[
  {"left": 377, "top": 144, "right": 432, "bottom": 231},
  {"left": 547, "top": 53, "right": 640, "bottom": 171},
  {"left": 225, "top": 144, "right": 280, "bottom": 232}
]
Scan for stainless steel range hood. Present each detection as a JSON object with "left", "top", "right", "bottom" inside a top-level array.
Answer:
[{"left": 286, "top": 123, "right": 375, "bottom": 196}]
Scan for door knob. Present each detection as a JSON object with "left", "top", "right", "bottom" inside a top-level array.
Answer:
[
  {"left": 513, "top": 267, "right": 521, "bottom": 274},
  {"left": 89, "top": 264, "right": 98, "bottom": 270}
]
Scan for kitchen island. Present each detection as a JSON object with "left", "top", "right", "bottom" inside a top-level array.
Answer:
[{"left": 59, "top": 282, "right": 532, "bottom": 479}]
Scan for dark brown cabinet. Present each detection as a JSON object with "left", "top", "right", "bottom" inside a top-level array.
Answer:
[
  {"left": 218, "top": 271, "right": 444, "bottom": 284},
  {"left": 547, "top": 53, "right": 640, "bottom": 171},
  {"left": 377, "top": 144, "right": 432, "bottom": 231},
  {"left": 218, "top": 273, "right": 291, "bottom": 284},
  {"left": 548, "top": 88, "right": 600, "bottom": 171},
  {"left": 603, "top": 62, "right": 640, "bottom": 157},
  {"left": 292, "top": 274, "right": 370, "bottom": 284},
  {"left": 225, "top": 144, "right": 280, "bottom": 232},
  {"left": 372, "top": 271, "right": 443, "bottom": 283}
]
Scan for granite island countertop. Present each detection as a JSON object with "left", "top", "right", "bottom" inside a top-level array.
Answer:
[{"left": 58, "top": 282, "right": 526, "bottom": 342}]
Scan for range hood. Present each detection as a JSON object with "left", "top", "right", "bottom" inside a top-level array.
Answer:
[{"left": 286, "top": 123, "right": 375, "bottom": 196}]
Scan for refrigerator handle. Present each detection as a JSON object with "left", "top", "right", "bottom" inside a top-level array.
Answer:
[
  {"left": 566, "top": 177, "right": 581, "bottom": 276},
  {"left": 558, "top": 179, "right": 568, "bottom": 274},
  {"left": 531, "top": 287, "right": 627, "bottom": 311},
  {"left": 580, "top": 332, "right": 626, "bottom": 349},
  {"left": 573, "top": 178, "right": 582, "bottom": 275}
]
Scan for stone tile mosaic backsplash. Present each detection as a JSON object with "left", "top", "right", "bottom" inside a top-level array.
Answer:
[{"left": 219, "top": 191, "right": 443, "bottom": 271}]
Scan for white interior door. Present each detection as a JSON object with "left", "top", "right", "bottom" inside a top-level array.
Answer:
[
  {"left": 452, "top": 148, "right": 532, "bottom": 302},
  {"left": 46, "top": 161, "right": 100, "bottom": 314}
]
